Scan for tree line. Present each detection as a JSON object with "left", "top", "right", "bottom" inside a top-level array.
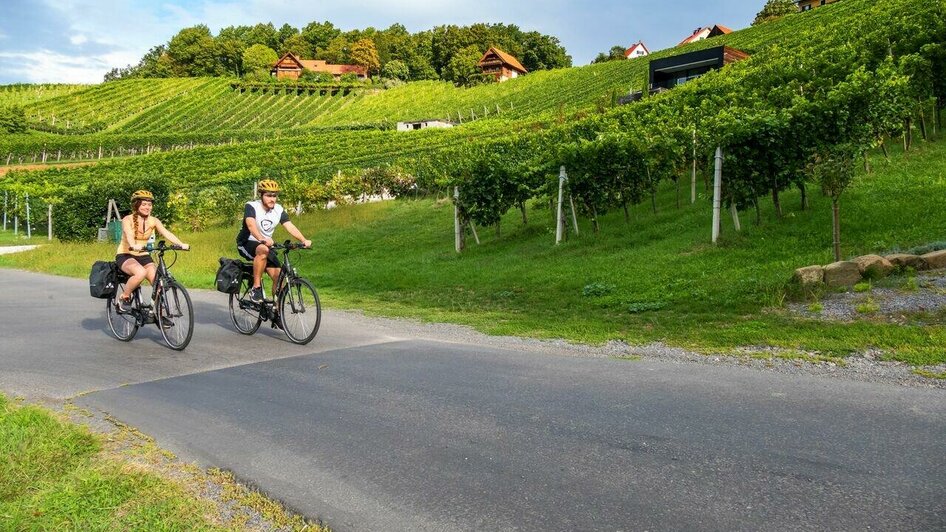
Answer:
[{"left": 105, "top": 22, "right": 572, "bottom": 87}]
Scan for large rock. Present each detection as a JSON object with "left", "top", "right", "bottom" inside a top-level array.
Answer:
[
  {"left": 884, "top": 254, "right": 927, "bottom": 271},
  {"left": 823, "top": 261, "right": 862, "bottom": 289},
  {"left": 853, "top": 254, "right": 894, "bottom": 279},
  {"left": 922, "top": 250, "right": 946, "bottom": 270},
  {"left": 792, "top": 265, "right": 824, "bottom": 289}
]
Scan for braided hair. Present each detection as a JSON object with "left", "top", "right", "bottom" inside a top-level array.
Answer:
[{"left": 131, "top": 199, "right": 149, "bottom": 238}]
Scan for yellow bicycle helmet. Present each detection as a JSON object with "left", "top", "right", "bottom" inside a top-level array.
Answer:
[
  {"left": 258, "top": 179, "right": 280, "bottom": 193},
  {"left": 131, "top": 190, "right": 154, "bottom": 202}
]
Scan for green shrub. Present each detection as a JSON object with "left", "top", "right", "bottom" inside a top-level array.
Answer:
[
  {"left": 53, "top": 177, "right": 174, "bottom": 241},
  {"left": 582, "top": 282, "right": 615, "bottom": 297}
]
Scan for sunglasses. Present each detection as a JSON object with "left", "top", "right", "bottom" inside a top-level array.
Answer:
[{"left": 263, "top": 193, "right": 279, "bottom": 198}]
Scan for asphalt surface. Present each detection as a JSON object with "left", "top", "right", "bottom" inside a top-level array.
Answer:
[{"left": 2, "top": 270, "right": 945, "bottom": 531}]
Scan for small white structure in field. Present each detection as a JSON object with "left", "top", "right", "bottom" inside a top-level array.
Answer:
[{"left": 396, "top": 119, "right": 454, "bottom": 132}]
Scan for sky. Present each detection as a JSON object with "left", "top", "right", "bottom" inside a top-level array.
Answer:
[{"left": 0, "top": 0, "right": 756, "bottom": 85}]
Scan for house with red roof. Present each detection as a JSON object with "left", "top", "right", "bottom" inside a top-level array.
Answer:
[
  {"left": 270, "top": 52, "right": 368, "bottom": 81},
  {"left": 624, "top": 41, "right": 650, "bottom": 60},
  {"left": 678, "top": 25, "right": 733, "bottom": 47},
  {"left": 478, "top": 47, "right": 528, "bottom": 82}
]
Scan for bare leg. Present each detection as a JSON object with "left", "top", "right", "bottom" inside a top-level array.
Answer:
[
  {"left": 253, "top": 244, "right": 270, "bottom": 288},
  {"left": 120, "top": 260, "right": 146, "bottom": 301}
]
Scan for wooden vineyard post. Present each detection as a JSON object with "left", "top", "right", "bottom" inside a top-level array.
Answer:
[
  {"left": 48, "top": 204, "right": 53, "bottom": 240},
  {"left": 13, "top": 194, "right": 18, "bottom": 236},
  {"left": 2, "top": 190, "right": 7, "bottom": 231},
  {"left": 569, "top": 195, "right": 580, "bottom": 236},
  {"left": 556, "top": 166, "right": 566, "bottom": 244},
  {"left": 712, "top": 147, "right": 722, "bottom": 244}
]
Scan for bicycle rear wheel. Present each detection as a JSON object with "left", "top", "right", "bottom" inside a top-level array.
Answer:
[
  {"left": 157, "top": 280, "right": 194, "bottom": 351},
  {"left": 229, "top": 275, "right": 262, "bottom": 335},
  {"left": 279, "top": 277, "right": 321, "bottom": 345},
  {"left": 106, "top": 282, "right": 138, "bottom": 341}
]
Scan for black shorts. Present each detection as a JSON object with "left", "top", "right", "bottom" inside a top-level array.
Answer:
[
  {"left": 237, "top": 239, "right": 281, "bottom": 268},
  {"left": 115, "top": 253, "right": 154, "bottom": 270}
]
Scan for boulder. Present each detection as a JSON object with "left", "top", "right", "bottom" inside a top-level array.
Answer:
[
  {"left": 921, "top": 249, "right": 946, "bottom": 270},
  {"left": 884, "top": 253, "right": 927, "bottom": 271},
  {"left": 852, "top": 254, "right": 894, "bottom": 279},
  {"left": 792, "top": 265, "right": 824, "bottom": 289},
  {"left": 823, "top": 261, "right": 862, "bottom": 289}
]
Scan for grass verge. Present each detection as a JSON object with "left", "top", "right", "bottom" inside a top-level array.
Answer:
[{"left": 0, "top": 393, "right": 324, "bottom": 530}]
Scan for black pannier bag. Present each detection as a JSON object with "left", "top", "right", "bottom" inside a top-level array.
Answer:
[
  {"left": 216, "top": 257, "right": 243, "bottom": 294},
  {"left": 89, "top": 261, "right": 118, "bottom": 299}
]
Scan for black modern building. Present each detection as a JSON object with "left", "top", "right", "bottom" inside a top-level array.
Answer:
[{"left": 648, "top": 45, "right": 750, "bottom": 91}]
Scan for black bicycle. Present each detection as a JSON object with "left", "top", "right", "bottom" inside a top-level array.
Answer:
[
  {"left": 228, "top": 240, "right": 321, "bottom": 345},
  {"left": 106, "top": 241, "right": 194, "bottom": 351}
]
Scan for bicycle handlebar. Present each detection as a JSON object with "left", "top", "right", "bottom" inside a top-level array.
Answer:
[
  {"left": 271, "top": 240, "right": 310, "bottom": 251},
  {"left": 145, "top": 241, "right": 189, "bottom": 252}
]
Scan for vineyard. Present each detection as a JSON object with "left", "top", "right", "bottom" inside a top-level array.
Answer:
[{"left": 0, "top": 0, "right": 943, "bottom": 263}]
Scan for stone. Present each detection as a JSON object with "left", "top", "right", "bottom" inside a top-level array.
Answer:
[
  {"left": 884, "top": 254, "right": 927, "bottom": 271},
  {"left": 921, "top": 250, "right": 946, "bottom": 270},
  {"left": 852, "top": 254, "right": 894, "bottom": 279},
  {"left": 792, "top": 265, "right": 824, "bottom": 288},
  {"left": 823, "top": 261, "right": 862, "bottom": 289}
]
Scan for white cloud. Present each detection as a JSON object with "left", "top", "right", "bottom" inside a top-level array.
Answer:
[
  {"left": 69, "top": 34, "right": 88, "bottom": 45},
  {"left": 0, "top": 50, "right": 139, "bottom": 84}
]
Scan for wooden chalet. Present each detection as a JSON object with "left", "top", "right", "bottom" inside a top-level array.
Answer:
[
  {"left": 624, "top": 41, "right": 650, "bottom": 60},
  {"left": 649, "top": 45, "right": 749, "bottom": 91},
  {"left": 271, "top": 52, "right": 368, "bottom": 81},
  {"left": 796, "top": 0, "right": 839, "bottom": 11},
  {"left": 478, "top": 47, "right": 528, "bottom": 82},
  {"left": 677, "top": 25, "right": 733, "bottom": 46}
]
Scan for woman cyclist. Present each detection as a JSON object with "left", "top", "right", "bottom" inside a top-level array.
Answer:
[{"left": 115, "top": 190, "right": 189, "bottom": 310}]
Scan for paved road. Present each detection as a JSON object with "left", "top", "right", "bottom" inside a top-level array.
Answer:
[{"left": 2, "top": 270, "right": 944, "bottom": 531}]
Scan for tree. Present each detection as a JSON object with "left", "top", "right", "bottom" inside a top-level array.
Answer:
[
  {"left": 443, "top": 45, "right": 486, "bottom": 86},
  {"left": 276, "top": 23, "right": 298, "bottom": 48},
  {"left": 242, "top": 44, "right": 278, "bottom": 76},
  {"left": 216, "top": 38, "right": 246, "bottom": 76},
  {"left": 280, "top": 34, "right": 313, "bottom": 58},
  {"left": 350, "top": 38, "right": 381, "bottom": 76},
  {"left": 244, "top": 23, "right": 279, "bottom": 49},
  {"left": 319, "top": 35, "right": 350, "bottom": 64},
  {"left": 301, "top": 21, "right": 341, "bottom": 52},
  {"left": 381, "top": 59, "right": 410, "bottom": 80},
  {"left": 0, "top": 105, "right": 27, "bottom": 134},
  {"left": 167, "top": 25, "right": 222, "bottom": 76},
  {"left": 809, "top": 144, "right": 859, "bottom": 261},
  {"left": 753, "top": 0, "right": 796, "bottom": 26},
  {"left": 591, "top": 45, "right": 627, "bottom": 64}
]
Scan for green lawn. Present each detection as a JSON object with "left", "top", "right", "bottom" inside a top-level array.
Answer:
[{"left": 3, "top": 136, "right": 945, "bottom": 366}]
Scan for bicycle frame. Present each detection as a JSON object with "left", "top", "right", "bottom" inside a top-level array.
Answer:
[{"left": 121, "top": 242, "right": 180, "bottom": 324}]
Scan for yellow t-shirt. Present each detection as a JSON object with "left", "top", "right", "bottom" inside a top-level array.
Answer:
[{"left": 116, "top": 215, "right": 156, "bottom": 256}]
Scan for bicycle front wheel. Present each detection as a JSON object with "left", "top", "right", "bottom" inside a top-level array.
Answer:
[
  {"left": 106, "top": 282, "right": 138, "bottom": 341},
  {"left": 279, "top": 277, "right": 321, "bottom": 345},
  {"left": 157, "top": 281, "right": 194, "bottom": 351},
  {"left": 229, "top": 275, "right": 262, "bottom": 335}
]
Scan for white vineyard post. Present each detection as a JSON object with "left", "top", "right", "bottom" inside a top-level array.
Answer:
[
  {"left": 731, "top": 203, "right": 741, "bottom": 232},
  {"left": 556, "top": 166, "right": 566, "bottom": 244},
  {"left": 13, "top": 194, "right": 18, "bottom": 236},
  {"left": 569, "top": 195, "right": 580, "bottom": 236},
  {"left": 25, "top": 193, "right": 31, "bottom": 239},
  {"left": 454, "top": 186, "right": 463, "bottom": 253},
  {"left": 48, "top": 204, "right": 53, "bottom": 240},
  {"left": 468, "top": 221, "right": 480, "bottom": 244},
  {"left": 712, "top": 147, "right": 723, "bottom": 244}
]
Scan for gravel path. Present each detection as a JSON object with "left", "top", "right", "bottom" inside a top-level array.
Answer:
[{"left": 0, "top": 245, "right": 38, "bottom": 254}]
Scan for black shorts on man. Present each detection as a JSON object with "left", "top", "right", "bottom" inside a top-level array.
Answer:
[{"left": 237, "top": 239, "right": 281, "bottom": 268}]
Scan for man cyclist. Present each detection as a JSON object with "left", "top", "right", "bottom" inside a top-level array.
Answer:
[{"left": 237, "top": 179, "right": 311, "bottom": 303}]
